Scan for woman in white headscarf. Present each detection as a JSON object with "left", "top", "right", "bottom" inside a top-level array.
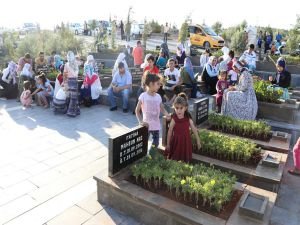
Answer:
[
  {"left": 112, "top": 53, "right": 128, "bottom": 76},
  {"left": 64, "top": 51, "right": 80, "bottom": 117},
  {"left": 140, "top": 53, "right": 151, "bottom": 69},
  {"left": 84, "top": 55, "right": 99, "bottom": 75},
  {"left": 80, "top": 60, "right": 102, "bottom": 106},
  {"left": 176, "top": 43, "right": 186, "bottom": 65},
  {"left": 221, "top": 61, "right": 258, "bottom": 120},
  {"left": 0, "top": 61, "right": 18, "bottom": 99}
]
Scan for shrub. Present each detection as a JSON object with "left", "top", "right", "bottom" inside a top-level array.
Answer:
[
  {"left": 192, "top": 130, "right": 262, "bottom": 164},
  {"left": 208, "top": 113, "right": 272, "bottom": 141},
  {"left": 254, "top": 80, "right": 283, "bottom": 104}
]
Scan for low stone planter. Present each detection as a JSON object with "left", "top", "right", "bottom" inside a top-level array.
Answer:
[
  {"left": 199, "top": 127, "right": 291, "bottom": 154},
  {"left": 94, "top": 169, "right": 277, "bottom": 225},
  {"left": 261, "top": 153, "right": 281, "bottom": 168},
  {"left": 190, "top": 150, "right": 287, "bottom": 192},
  {"left": 257, "top": 101, "right": 300, "bottom": 125}
]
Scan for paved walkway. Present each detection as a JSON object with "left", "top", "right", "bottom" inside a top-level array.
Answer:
[
  {"left": 0, "top": 98, "right": 141, "bottom": 225},
  {"left": 0, "top": 98, "right": 299, "bottom": 225}
]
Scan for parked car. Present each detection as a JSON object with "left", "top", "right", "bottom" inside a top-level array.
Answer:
[
  {"left": 188, "top": 24, "right": 224, "bottom": 55},
  {"left": 20, "top": 23, "right": 38, "bottom": 34},
  {"left": 69, "top": 23, "right": 84, "bottom": 35},
  {"left": 131, "top": 23, "right": 144, "bottom": 39}
]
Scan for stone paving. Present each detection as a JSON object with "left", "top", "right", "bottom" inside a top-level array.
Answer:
[{"left": 0, "top": 98, "right": 299, "bottom": 225}]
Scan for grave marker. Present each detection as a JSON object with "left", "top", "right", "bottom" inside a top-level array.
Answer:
[{"left": 108, "top": 126, "right": 148, "bottom": 177}]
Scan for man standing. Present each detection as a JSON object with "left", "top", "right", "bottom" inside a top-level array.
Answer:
[
  {"left": 276, "top": 31, "right": 283, "bottom": 44},
  {"left": 35, "top": 52, "right": 47, "bottom": 73},
  {"left": 132, "top": 41, "right": 144, "bottom": 67},
  {"left": 163, "top": 23, "right": 169, "bottom": 43},
  {"left": 108, "top": 62, "right": 132, "bottom": 113}
]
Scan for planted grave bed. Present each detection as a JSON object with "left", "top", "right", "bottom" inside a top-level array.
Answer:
[
  {"left": 192, "top": 130, "right": 262, "bottom": 168},
  {"left": 205, "top": 113, "right": 291, "bottom": 153},
  {"left": 129, "top": 153, "right": 241, "bottom": 220}
]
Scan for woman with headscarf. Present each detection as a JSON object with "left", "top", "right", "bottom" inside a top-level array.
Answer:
[
  {"left": 64, "top": 51, "right": 80, "bottom": 117},
  {"left": 0, "top": 61, "right": 18, "bottom": 99},
  {"left": 53, "top": 65, "right": 68, "bottom": 114},
  {"left": 204, "top": 56, "right": 219, "bottom": 95},
  {"left": 54, "top": 54, "right": 63, "bottom": 70},
  {"left": 221, "top": 61, "right": 258, "bottom": 120},
  {"left": 84, "top": 55, "right": 99, "bottom": 76},
  {"left": 180, "top": 57, "right": 197, "bottom": 98},
  {"left": 160, "top": 42, "right": 170, "bottom": 60},
  {"left": 268, "top": 57, "right": 291, "bottom": 100},
  {"left": 80, "top": 61, "right": 102, "bottom": 106},
  {"left": 140, "top": 54, "right": 151, "bottom": 69},
  {"left": 176, "top": 43, "right": 186, "bottom": 66},
  {"left": 112, "top": 53, "right": 128, "bottom": 76}
]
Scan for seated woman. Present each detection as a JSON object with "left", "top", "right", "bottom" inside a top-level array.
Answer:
[
  {"left": 176, "top": 43, "right": 186, "bottom": 66},
  {"left": 180, "top": 57, "right": 197, "bottom": 98},
  {"left": 53, "top": 65, "right": 68, "bottom": 114},
  {"left": 80, "top": 63, "right": 102, "bottom": 106},
  {"left": 268, "top": 57, "right": 291, "bottom": 100},
  {"left": 156, "top": 50, "right": 167, "bottom": 69},
  {"left": 204, "top": 56, "right": 219, "bottom": 95},
  {"left": 0, "top": 61, "right": 18, "bottom": 99},
  {"left": 32, "top": 74, "right": 53, "bottom": 108},
  {"left": 221, "top": 61, "right": 258, "bottom": 120}
]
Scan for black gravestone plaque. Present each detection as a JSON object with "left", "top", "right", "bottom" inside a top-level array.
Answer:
[
  {"left": 109, "top": 126, "right": 148, "bottom": 177},
  {"left": 193, "top": 98, "right": 209, "bottom": 125}
]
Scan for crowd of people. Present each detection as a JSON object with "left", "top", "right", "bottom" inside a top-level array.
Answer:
[{"left": 0, "top": 39, "right": 293, "bottom": 162}]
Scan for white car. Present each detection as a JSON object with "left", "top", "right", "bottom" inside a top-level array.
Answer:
[
  {"left": 131, "top": 24, "right": 144, "bottom": 39},
  {"left": 69, "top": 23, "right": 84, "bottom": 35}
]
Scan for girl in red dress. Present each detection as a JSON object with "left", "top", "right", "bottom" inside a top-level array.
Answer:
[{"left": 166, "top": 93, "right": 201, "bottom": 163}]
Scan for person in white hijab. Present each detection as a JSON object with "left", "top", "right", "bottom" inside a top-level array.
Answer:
[
  {"left": 0, "top": 61, "right": 18, "bottom": 99},
  {"left": 112, "top": 53, "right": 128, "bottom": 76},
  {"left": 140, "top": 53, "right": 151, "bottom": 69},
  {"left": 176, "top": 43, "right": 186, "bottom": 65},
  {"left": 84, "top": 55, "right": 99, "bottom": 75}
]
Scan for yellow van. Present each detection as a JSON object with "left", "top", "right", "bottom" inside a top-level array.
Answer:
[{"left": 188, "top": 24, "right": 224, "bottom": 54}]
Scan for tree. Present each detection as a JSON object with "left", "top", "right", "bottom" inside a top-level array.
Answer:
[
  {"left": 212, "top": 21, "right": 223, "bottom": 35},
  {"left": 142, "top": 19, "right": 152, "bottom": 49},
  {"left": 111, "top": 21, "right": 117, "bottom": 49},
  {"left": 286, "top": 15, "right": 300, "bottom": 52},
  {"left": 125, "top": 7, "right": 133, "bottom": 40},
  {"left": 178, "top": 20, "right": 189, "bottom": 44},
  {"left": 230, "top": 29, "right": 246, "bottom": 55}
]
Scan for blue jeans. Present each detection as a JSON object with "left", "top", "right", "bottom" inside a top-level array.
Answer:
[
  {"left": 108, "top": 87, "right": 131, "bottom": 109},
  {"left": 149, "top": 130, "right": 159, "bottom": 147}
]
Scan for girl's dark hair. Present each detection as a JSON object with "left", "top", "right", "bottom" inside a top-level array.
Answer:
[
  {"left": 229, "top": 50, "right": 234, "bottom": 58},
  {"left": 147, "top": 55, "right": 155, "bottom": 62},
  {"left": 38, "top": 73, "right": 47, "bottom": 86},
  {"left": 144, "top": 72, "right": 160, "bottom": 86},
  {"left": 60, "top": 64, "right": 65, "bottom": 74},
  {"left": 173, "top": 92, "right": 192, "bottom": 119},
  {"left": 23, "top": 80, "right": 31, "bottom": 90}
]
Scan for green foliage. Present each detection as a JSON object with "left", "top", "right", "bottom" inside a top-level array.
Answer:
[
  {"left": 88, "top": 20, "right": 97, "bottom": 31},
  {"left": 212, "top": 21, "right": 223, "bottom": 35},
  {"left": 1, "top": 31, "right": 19, "bottom": 61},
  {"left": 270, "top": 55, "right": 300, "bottom": 65},
  {"left": 230, "top": 29, "right": 246, "bottom": 55},
  {"left": 15, "top": 29, "right": 83, "bottom": 59},
  {"left": 212, "top": 49, "right": 223, "bottom": 58},
  {"left": 143, "top": 20, "right": 152, "bottom": 49},
  {"left": 192, "top": 130, "right": 262, "bottom": 164},
  {"left": 254, "top": 80, "right": 283, "bottom": 104},
  {"left": 149, "top": 20, "right": 161, "bottom": 33},
  {"left": 208, "top": 113, "right": 272, "bottom": 141},
  {"left": 125, "top": 7, "right": 132, "bottom": 36},
  {"left": 286, "top": 15, "right": 300, "bottom": 53},
  {"left": 178, "top": 20, "right": 189, "bottom": 44},
  {"left": 131, "top": 154, "right": 236, "bottom": 211}
]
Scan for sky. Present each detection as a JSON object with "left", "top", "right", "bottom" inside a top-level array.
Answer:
[{"left": 0, "top": 0, "right": 299, "bottom": 30}]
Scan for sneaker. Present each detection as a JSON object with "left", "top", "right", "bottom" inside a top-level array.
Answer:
[
  {"left": 123, "top": 108, "right": 128, "bottom": 113},
  {"left": 110, "top": 106, "right": 118, "bottom": 111}
]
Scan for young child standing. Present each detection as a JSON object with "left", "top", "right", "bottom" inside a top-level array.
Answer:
[
  {"left": 135, "top": 73, "right": 170, "bottom": 147},
  {"left": 216, "top": 70, "right": 229, "bottom": 113},
  {"left": 20, "top": 81, "right": 32, "bottom": 108},
  {"left": 166, "top": 93, "right": 201, "bottom": 163}
]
